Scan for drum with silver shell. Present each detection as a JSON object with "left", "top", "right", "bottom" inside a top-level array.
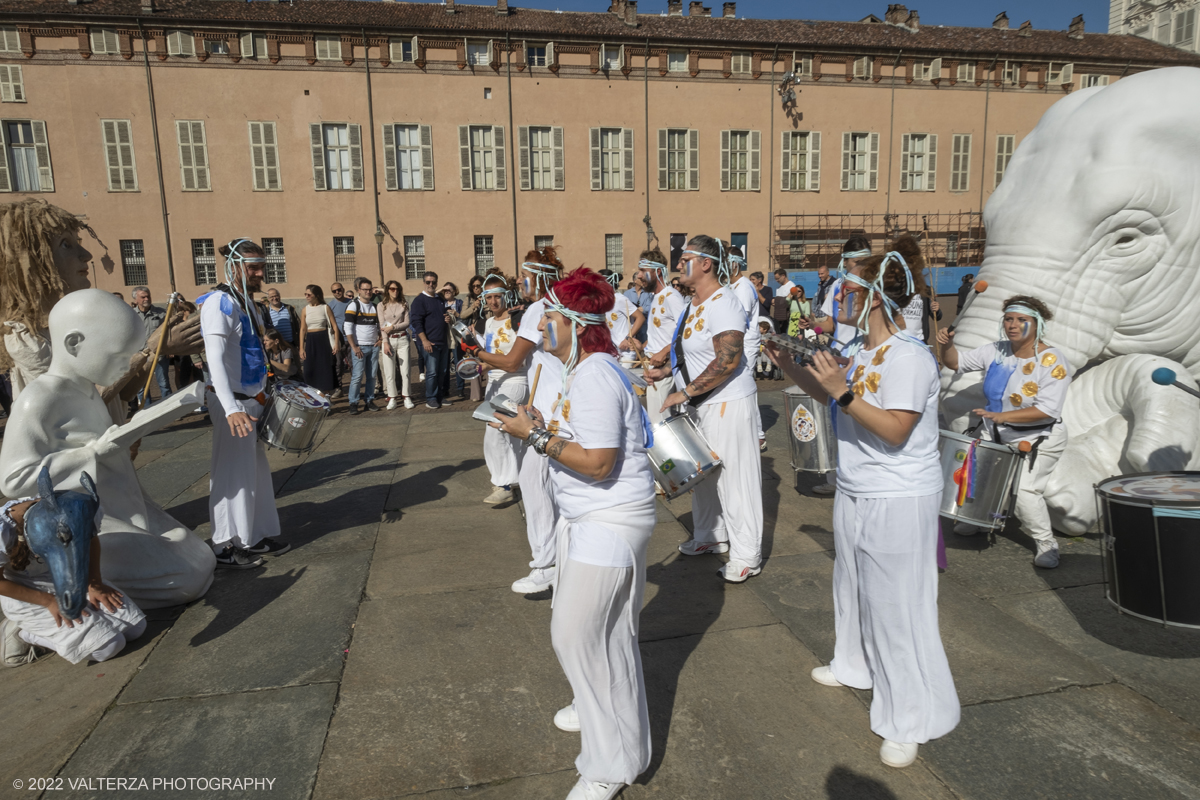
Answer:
[
  {"left": 617, "top": 353, "right": 648, "bottom": 399},
  {"left": 647, "top": 413, "right": 721, "bottom": 499},
  {"left": 257, "top": 380, "right": 331, "bottom": 455},
  {"left": 937, "top": 430, "right": 1024, "bottom": 530},
  {"left": 782, "top": 387, "right": 836, "bottom": 474}
]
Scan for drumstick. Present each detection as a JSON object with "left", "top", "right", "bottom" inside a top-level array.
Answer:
[
  {"left": 528, "top": 363, "right": 543, "bottom": 407},
  {"left": 946, "top": 280, "right": 988, "bottom": 334},
  {"left": 1152, "top": 367, "right": 1200, "bottom": 401},
  {"left": 139, "top": 292, "right": 178, "bottom": 412}
]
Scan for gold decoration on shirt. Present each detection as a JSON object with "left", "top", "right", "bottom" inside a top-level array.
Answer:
[
  {"left": 1041, "top": 353, "right": 1057, "bottom": 367},
  {"left": 695, "top": 319, "right": 704, "bottom": 332},
  {"left": 611, "top": 312, "right": 618, "bottom": 322},
  {"left": 1010, "top": 393, "right": 1023, "bottom": 407},
  {"left": 562, "top": 400, "right": 571, "bottom": 421},
  {"left": 1051, "top": 364, "right": 1067, "bottom": 380},
  {"left": 852, "top": 381, "right": 866, "bottom": 396},
  {"left": 1022, "top": 361, "right": 1035, "bottom": 375},
  {"left": 684, "top": 328, "right": 693, "bottom": 339},
  {"left": 871, "top": 345, "right": 892, "bottom": 366},
  {"left": 697, "top": 305, "right": 706, "bottom": 314},
  {"left": 865, "top": 372, "right": 882, "bottom": 393},
  {"left": 1022, "top": 381, "right": 1039, "bottom": 397},
  {"left": 653, "top": 317, "right": 661, "bottom": 328},
  {"left": 852, "top": 365, "right": 865, "bottom": 382}
]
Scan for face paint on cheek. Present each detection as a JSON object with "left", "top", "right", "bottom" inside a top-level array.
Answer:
[
  {"left": 684, "top": 260, "right": 693, "bottom": 278},
  {"left": 522, "top": 276, "right": 533, "bottom": 295},
  {"left": 546, "top": 320, "right": 558, "bottom": 350},
  {"left": 1021, "top": 320, "right": 1031, "bottom": 338}
]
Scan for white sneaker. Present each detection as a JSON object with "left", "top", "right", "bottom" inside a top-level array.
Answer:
[
  {"left": 810, "top": 665, "right": 844, "bottom": 687},
  {"left": 386, "top": 398, "right": 398, "bottom": 410},
  {"left": 718, "top": 559, "right": 762, "bottom": 583},
  {"left": 565, "top": 776, "right": 625, "bottom": 800},
  {"left": 953, "top": 522, "right": 982, "bottom": 536},
  {"left": 554, "top": 703, "right": 581, "bottom": 732},
  {"left": 1034, "top": 541, "right": 1060, "bottom": 569},
  {"left": 404, "top": 397, "right": 415, "bottom": 409},
  {"left": 880, "top": 740, "right": 919, "bottom": 768},
  {"left": 0, "top": 618, "right": 40, "bottom": 668},
  {"left": 511, "top": 566, "right": 556, "bottom": 594},
  {"left": 677, "top": 539, "right": 729, "bottom": 556},
  {"left": 419, "top": 373, "right": 426, "bottom": 381},
  {"left": 484, "top": 486, "right": 514, "bottom": 505}
]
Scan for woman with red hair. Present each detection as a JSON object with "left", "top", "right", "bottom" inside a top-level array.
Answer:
[{"left": 493, "top": 267, "right": 656, "bottom": 800}]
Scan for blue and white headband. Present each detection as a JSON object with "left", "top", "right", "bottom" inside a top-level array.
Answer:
[
  {"left": 683, "top": 239, "right": 730, "bottom": 285},
  {"left": 520, "top": 261, "right": 560, "bottom": 295},
  {"left": 602, "top": 272, "right": 622, "bottom": 291},
  {"left": 836, "top": 248, "right": 872, "bottom": 278},
  {"left": 481, "top": 275, "right": 514, "bottom": 307},
  {"left": 840, "top": 251, "right": 914, "bottom": 335},
  {"left": 728, "top": 253, "right": 746, "bottom": 272},
  {"left": 1002, "top": 303, "right": 1046, "bottom": 344},
  {"left": 638, "top": 259, "right": 668, "bottom": 286},
  {"left": 223, "top": 237, "right": 266, "bottom": 310},
  {"left": 543, "top": 286, "right": 608, "bottom": 397}
]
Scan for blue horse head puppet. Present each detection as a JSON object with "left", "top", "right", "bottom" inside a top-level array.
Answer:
[{"left": 23, "top": 467, "right": 98, "bottom": 620}]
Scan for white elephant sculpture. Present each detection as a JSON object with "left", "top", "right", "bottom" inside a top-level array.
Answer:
[{"left": 942, "top": 66, "right": 1200, "bottom": 534}]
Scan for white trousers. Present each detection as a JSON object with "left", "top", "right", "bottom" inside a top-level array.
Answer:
[
  {"left": 1013, "top": 425, "right": 1066, "bottom": 547},
  {"left": 830, "top": 492, "right": 960, "bottom": 744},
  {"left": 644, "top": 378, "right": 673, "bottom": 426},
  {"left": 379, "top": 334, "right": 412, "bottom": 399},
  {"left": 483, "top": 374, "right": 528, "bottom": 488},
  {"left": 688, "top": 395, "right": 764, "bottom": 567},
  {"left": 519, "top": 450, "right": 557, "bottom": 569},
  {"left": 207, "top": 394, "right": 280, "bottom": 550}
]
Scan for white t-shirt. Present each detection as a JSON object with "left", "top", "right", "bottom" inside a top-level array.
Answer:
[
  {"left": 819, "top": 279, "right": 860, "bottom": 354},
  {"left": 647, "top": 286, "right": 686, "bottom": 355},
  {"left": 899, "top": 295, "right": 926, "bottom": 341},
  {"left": 956, "top": 341, "right": 1072, "bottom": 444},
  {"left": 731, "top": 276, "right": 763, "bottom": 364},
  {"left": 484, "top": 315, "right": 521, "bottom": 381},
  {"left": 606, "top": 293, "right": 638, "bottom": 351},
  {"left": 517, "top": 298, "right": 560, "bottom": 414},
  {"left": 672, "top": 288, "right": 756, "bottom": 405},
  {"left": 836, "top": 334, "right": 943, "bottom": 498},
  {"left": 547, "top": 354, "right": 655, "bottom": 521},
  {"left": 777, "top": 280, "right": 797, "bottom": 299}
]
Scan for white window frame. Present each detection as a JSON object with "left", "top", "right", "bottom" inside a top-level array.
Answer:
[
  {"left": 589, "top": 127, "right": 632, "bottom": 192},
  {"left": 323, "top": 123, "right": 351, "bottom": 190},
  {"left": 192, "top": 238, "right": 217, "bottom": 286},
  {"left": 0, "top": 28, "right": 18, "bottom": 54},
  {"left": 534, "top": 235, "right": 555, "bottom": 250},
  {"left": 840, "top": 131, "right": 878, "bottom": 192},
  {"left": 248, "top": 121, "right": 281, "bottom": 191},
  {"left": 309, "top": 122, "right": 364, "bottom": 192},
  {"left": 1174, "top": 8, "right": 1196, "bottom": 50},
  {"left": 780, "top": 130, "right": 820, "bottom": 192},
  {"left": 994, "top": 134, "right": 1015, "bottom": 188},
  {"left": 90, "top": 28, "right": 119, "bottom": 55},
  {"left": 1002, "top": 60, "right": 1019, "bottom": 85},
  {"left": 383, "top": 123, "right": 434, "bottom": 191},
  {"left": 1048, "top": 62, "right": 1074, "bottom": 85},
  {"left": 120, "top": 239, "right": 147, "bottom": 286},
  {"left": 467, "top": 40, "right": 492, "bottom": 66},
  {"left": 315, "top": 35, "right": 341, "bottom": 62},
  {"left": 852, "top": 56, "right": 872, "bottom": 80},
  {"left": 605, "top": 234, "right": 623, "bottom": 272},
  {"left": 900, "top": 133, "right": 937, "bottom": 192},
  {"left": 720, "top": 129, "right": 761, "bottom": 192},
  {"left": 667, "top": 49, "right": 688, "bottom": 72},
  {"left": 0, "top": 120, "right": 52, "bottom": 193},
  {"left": 913, "top": 60, "right": 933, "bottom": 81},
  {"left": 731, "top": 50, "right": 751, "bottom": 74},
  {"left": 1080, "top": 74, "right": 1110, "bottom": 88},
  {"left": 403, "top": 235, "right": 425, "bottom": 280},
  {"left": 166, "top": 30, "right": 195, "bottom": 57},
  {"left": 175, "top": 120, "right": 209, "bottom": 192},
  {"left": 792, "top": 53, "right": 813, "bottom": 77},
  {"left": 526, "top": 42, "right": 548, "bottom": 67},
  {"left": 950, "top": 134, "right": 972, "bottom": 192},
  {"left": 204, "top": 39, "right": 229, "bottom": 56},
  {"left": 474, "top": 235, "right": 494, "bottom": 276},
  {"left": 601, "top": 44, "right": 624, "bottom": 71},
  {"left": 240, "top": 32, "right": 268, "bottom": 59},
  {"left": 527, "top": 126, "right": 554, "bottom": 191},
  {"left": 333, "top": 236, "right": 356, "bottom": 283},
  {"left": 458, "top": 124, "right": 506, "bottom": 191},
  {"left": 658, "top": 128, "right": 698, "bottom": 191},
  {"left": 0, "top": 66, "right": 24, "bottom": 103},
  {"left": 101, "top": 119, "right": 137, "bottom": 192},
  {"left": 957, "top": 62, "right": 975, "bottom": 82},
  {"left": 390, "top": 36, "right": 417, "bottom": 63},
  {"left": 262, "top": 237, "right": 286, "bottom": 284}
]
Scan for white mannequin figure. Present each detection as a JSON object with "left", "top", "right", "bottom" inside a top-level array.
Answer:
[{"left": 0, "top": 290, "right": 215, "bottom": 608}]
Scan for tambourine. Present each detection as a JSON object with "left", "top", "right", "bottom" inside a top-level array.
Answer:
[{"left": 456, "top": 357, "right": 482, "bottom": 380}]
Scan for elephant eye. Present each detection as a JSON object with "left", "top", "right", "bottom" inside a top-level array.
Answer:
[{"left": 1116, "top": 236, "right": 1135, "bottom": 245}]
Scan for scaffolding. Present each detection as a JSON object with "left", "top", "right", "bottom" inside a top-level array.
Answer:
[{"left": 771, "top": 211, "right": 986, "bottom": 275}]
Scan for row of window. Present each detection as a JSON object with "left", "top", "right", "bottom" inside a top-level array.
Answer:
[
  {"left": 114, "top": 232, "right": 623, "bottom": 287},
  {"left": 0, "top": 25, "right": 1120, "bottom": 84},
  {"left": 1131, "top": 7, "right": 1197, "bottom": 52},
  {"left": 0, "top": 118, "right": 1020, "bottom": 195}
]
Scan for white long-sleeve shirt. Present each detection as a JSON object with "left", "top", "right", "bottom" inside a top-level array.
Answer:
[{"left": 198, "top": 289, "right": 268, "bottom": 416}]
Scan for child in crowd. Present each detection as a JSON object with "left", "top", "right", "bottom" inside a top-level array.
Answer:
[{"left": 756, "top": 318, "right": 781, "bottom": 381}]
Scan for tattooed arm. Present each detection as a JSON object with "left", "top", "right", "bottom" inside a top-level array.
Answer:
[
  {"left": 659, "top": 329, "right": 744, "bottom": 412},
  {"left": 542, "top": 438, "right": 619, "bottom": 481}
]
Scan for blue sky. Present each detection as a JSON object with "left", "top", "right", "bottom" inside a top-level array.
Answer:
[{"left": 499, "top": 0, "right": 1113, "bottom": 32}]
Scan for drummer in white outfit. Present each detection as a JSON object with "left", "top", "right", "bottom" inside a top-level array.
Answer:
[
  {"left": 766, "top": 239, "right": 960, "bottom": 769},
  {"left": 599, "top": 270, "right": 645, "bottom": 354},
  {"left": 727, "top": 247, "right": 766, "bottom": 451},
  {"left": 645, "top": 235, "right": 765, "bottom": 583},
  {"left": 492, "top": 267, "right": 656, "bottom": 800},
  {"left": 475, "top": 247, "right": 565, "bottom": 594},
  {"left": 478, "top": 271, "right": 527, "bottom": 506},
  {"left": 937, "top": 295, "right": 1072, "bottom": 568},
  {"left": 637, "top": 248, "right": 686, "bottom": 426}
]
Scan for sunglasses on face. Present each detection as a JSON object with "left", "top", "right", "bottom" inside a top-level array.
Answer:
[{"left": 424, "top": 279, "right": 437, "bottom": 285}]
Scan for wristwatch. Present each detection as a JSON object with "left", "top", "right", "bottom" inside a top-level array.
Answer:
[{"left": 837, "top": 390, "right": 855, "bottom": 409}]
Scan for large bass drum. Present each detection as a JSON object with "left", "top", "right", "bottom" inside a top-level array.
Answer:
[
  {"left": 647, "top": 413, "right": 720, "bottom": 499},
  {"left": 782, "top": 387, "right": 836, "bottom": 474},
  {"left": 258, "top": 380, "right": 331, "bottom": 455},
  {"left": 1096, "top": 472, "right": 1200, "bottom": 629},
  {"left": 938, "top": 430, "right": 1024, "bottom": 530}
]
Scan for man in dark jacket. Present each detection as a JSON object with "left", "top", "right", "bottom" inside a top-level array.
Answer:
[
  {"left": 409, "top": 270, "right": 451, "bottom": 409},
  {"left": 957, "top": 274, "right": 975, "bottom": 314}
]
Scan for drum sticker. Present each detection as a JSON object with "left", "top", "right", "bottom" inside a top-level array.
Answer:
[
  {"left": 791, "top": 406, "right": 817, "bottom": 443},
  {"left": 287, "top": 416, "right": 307, "bottom": 429},
  {"left": 661, "top": 458, "right": 676, "bottom": 474}
]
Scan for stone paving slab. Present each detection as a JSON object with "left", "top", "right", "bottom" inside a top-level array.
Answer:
[
  {"left": 745, "top": 551, "right": 1110, "bottom": 706},
  {"left": 941, "top": 526, "right": 1103, "bottom": 598},
  {"left": 313, "top": 589, "right": 573, "bottom": 800},
  {"left": 118, "top": 549, "right": 370, "bottom": 704},
  {"left": 383, "top": 458, "right": 493, "bottom": 515},
  {"left": 995, "top": 584, "right": 1200, "bottom": 729},
  {"left": 922, "top": 683, "right": 1200, "bottom": 800},
  {"left": 401, "top": 429, "right": 494, "bottom": 464},
  {"left": 408, "top": 411, "right": 485, "bottom": 434},
  {"left": 57, "top": 683, "right": 338, "bottom": 800},
  {"left": 275, "top": 484, "right": 387, "bottom": 558}
]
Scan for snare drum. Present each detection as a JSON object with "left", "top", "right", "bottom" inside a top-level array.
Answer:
[
  {"left": 257, "top": 381, "right": 331, "bottom": 455},
  {"left": 782, "top": 387, "right": 836, "bottom": 474},
  {"left": 647, "top": 413, "right": 721, "bottom": 499},
  {"left": 1096, "top": 472, "right": 1200, "bottom": 629},
  {"left": 937, "top": 430, "right": 1024, "bottom": 530}
]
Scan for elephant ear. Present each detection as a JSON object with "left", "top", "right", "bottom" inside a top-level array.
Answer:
[
  {"left": 79, "top": 471, "right": 98, "bottom": 503},
  {"left": 36, "top": 466, "right": 59, "bottom": 514}
]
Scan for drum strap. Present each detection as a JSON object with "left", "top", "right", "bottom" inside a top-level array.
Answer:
[
  {"left": 1025, "top": 434, "right": 1049, "bottom": 472},
  {"left": 670, "top": 306, "right": 716, "bottom": 408},
  {"left": 602, "top": 361, "right": 654, "bottom": 449}
]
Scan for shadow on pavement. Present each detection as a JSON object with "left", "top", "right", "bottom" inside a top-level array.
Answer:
[
  {"left": 189, "top": 566, "right": 308, "bottom": 648},
  {"left": 824, "top": 765, "right": 899, "bottom": 799}
]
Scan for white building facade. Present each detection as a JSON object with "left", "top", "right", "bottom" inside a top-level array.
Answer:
[{"left": 1110, "top": 0, "right": 1198, "bottom": 50}]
